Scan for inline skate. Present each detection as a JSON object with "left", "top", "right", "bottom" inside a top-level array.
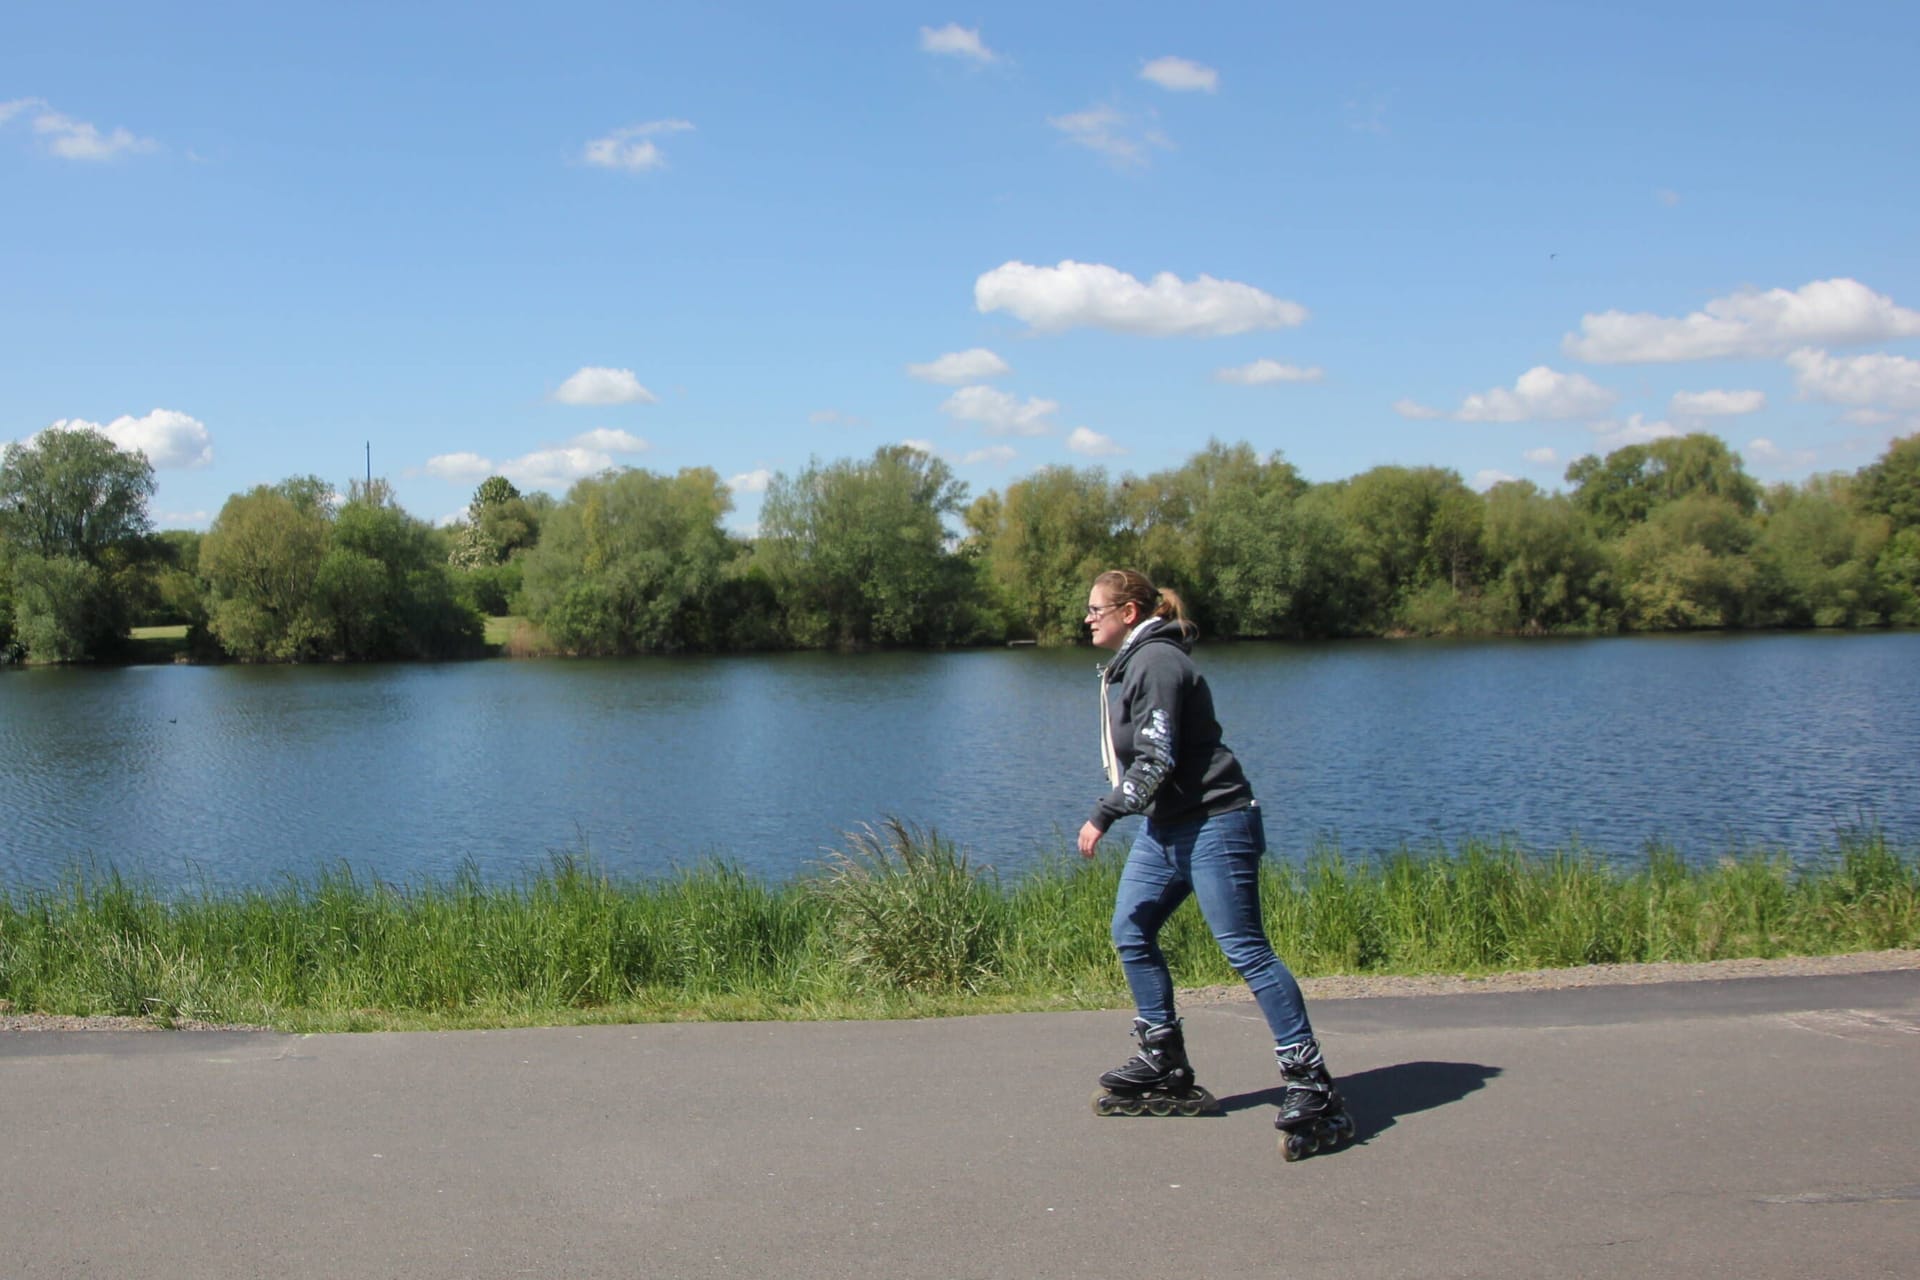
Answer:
[
  {"left": 1091, "top": 1018, "right": 1218, "bottom": 1117},
  {"left": 1273, "top": 1038, "right": 1353, "bottom": 1159}
]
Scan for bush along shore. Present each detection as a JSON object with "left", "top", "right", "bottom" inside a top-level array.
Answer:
[{"left": 1, "top": 820, "right": 1915, "bottom": 1033}]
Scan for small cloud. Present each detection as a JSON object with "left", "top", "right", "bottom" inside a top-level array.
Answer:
[
  {"left": 907, "top": 348, "right": 1011, "bottom": 385},
  {"left": 423, "top": 452, "right": 496, "bottom": 483},
  {"left": 960, "top": 444, "right": 1019, "bottom": 466},
  {"left": 1786, "top": 347, "right": 1920, "bottom": 413},
  {"left": 582, "top": 119, "right": 694, "bottom": 172},
  {"left": 1523, "top": 447, "right": 1560, "bottom": 465},
  {"left": 1392, "top": 398, "right": 1445, "bottom": 420},
  {"left": 1047, "top": 104, "right": 1169, "bottom": 169},
  {"left": 729, "top": 468, "right": 773, "bottom": 494},
  {"left": 553, "top": 366, "right": 658, "bottom": 406},
  {"left": 1066, "top": 427, "right": 1125, "bottom": 458},
  {"left": 47, "top": 409, "right": 212, "bottom": 469},
  {"left": 1592, "top": 413, "right": 1679, "bottom": 450},
  {"left": 919, "top": 23, "right": 997, "bottom": 64},
  {"left": 1140, "top": 57, "right": 1219, "bottom": 93},
  {"left": 571, "top": 428, "right": 650, "bottom": 454},
  {"left": 900, "top": 437, "right": 938, "bottom": 455},
  {"left": 3, "top": 99, "right": 158, "bottom": 161},
  {"left": 1344, "top": 93, "right": 1391, "bottom": 135},
  {"left": 976, "top": 259, "right": 1306, "bottom": 337},
  {"left": 1409, "top": 366, "right": 1618, "bottom": 423},
  {"left": 1655, "top": 188, "right": 1682, "bottom": 207},
  {"left": 1216, "top": 359, "right": 1323, "bottom": 386},
  {"left": 425, "top": 431, "right": 649, "bottom": 493},
  {"left": 809, "top": 409, "right": 868, "bottom": 427},
  {"left": 1474, "top": 469, "right": 1518, "bottom": 491},
  {"left": 156, "top": 510, "right": 212, "bottom": 529},
  {"left": 1670, "top": 388, "right": 1766, "bottom": 419},
  {"left": 939, "top": 385, "right": 1059, "bottom": 436},
  {"left": 1564, "top": 278, "right": 1920, "bottom": 364},
  {"left": 1746, "top": 437, "right": 1817, "bottom": 469}
]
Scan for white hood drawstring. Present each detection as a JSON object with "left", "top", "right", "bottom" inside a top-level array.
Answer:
[{"left": 1098, "top": 618, "right": 1158, "bottom": 787}]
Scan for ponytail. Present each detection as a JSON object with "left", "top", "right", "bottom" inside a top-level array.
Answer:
[{"left": 1093, "top": 569, "right": 1197, "bottom": 639}]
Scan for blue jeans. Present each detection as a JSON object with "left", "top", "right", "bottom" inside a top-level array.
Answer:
[{"left": 1110, "top": 802, "right": 1313, "bottom": 1047}]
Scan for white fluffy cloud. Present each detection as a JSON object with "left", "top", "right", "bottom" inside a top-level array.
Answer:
[
  {"left": 1067, "top": 427, "right": 1125, "bottom": 458},
  {"left": 960, "top": 444, "right": 1018, "bottom": 466},
  {"left": 728, "top": 469, "right": 773, "bottom": 494},
  {"left": 424, "top": 430, "right": 650, "bottom": 492},
  {"left": 582, "top": 120, "right": 694, "bottom": 172},
  {"left": 1592, "top": 414, "right": 1679, "bottom": 451},
  {"left": 976, "top": 260, "right": 1306, "bottom": 337},
  {"left": 1398, "top": 366, "right": 1617, "bottom": 423},
  {"left": 1670, "top": 389, "right": 1766, "bottom": 419},
  {"left": 939, "top": 385, "right": 1058, "bottom": 436},
  {"left": 1215, "top": 359, "right": 1323, "bottom": 386},
  {"left": 809, "top": 409, "right": 867, "bottom": 427},
  {"left": 570, "top": 428, "right": 650, "bottom": 453},
  {"left": 553, "top": 366, "right": 658, "bottom": 406},
  {"left": 1140, "top": 56, "right": 1219, "bottom": 93},
  {"left": 47, "top": 410, "right": 211, "bottom": 469},
  {"left": 1786, "top": 347, "right": 1920, "bottom": 412},
  {"left": 1046, "top": 105, "right": 1168, "bottom": 168},
  {"left": 2, "top": 98, "right": 157, "bottom": 160},
  {"left": 919, "top": 23, "right": 996, "bottom": 63},
  {"left": 908, "top": 348, "right": 1010, "bottom": 385},
  {"left": 424, "top": 452, "right": 494, "bottom": 483},
  {"left": 1474, "top": 469, "right": 1518, "bottom": 491},
  {"left": 1564, "top": 278, "right": 1920, "bottom": 363},
  {"left": 1523, "top": 447, "right": 1560, "bottom": 465}
]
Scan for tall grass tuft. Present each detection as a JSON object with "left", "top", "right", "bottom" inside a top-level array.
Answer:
[
  {"left": 811, "top": 818, "right": 1005, "bottom": 994},
  {"left": 1, "top": 826, "right": 1914, "bottom": 1031}
]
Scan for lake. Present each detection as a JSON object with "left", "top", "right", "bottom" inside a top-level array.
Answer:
[{"left": 2, "top": 631, "right": 1915, "bottom": 894}]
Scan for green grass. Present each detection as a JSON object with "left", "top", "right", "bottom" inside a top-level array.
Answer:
[
  {"left": 482, "top": 615, "right": 520, "bottom": 646},
  {"left": 2, "top": 826, "right": 1914, "bottom": 1033}
]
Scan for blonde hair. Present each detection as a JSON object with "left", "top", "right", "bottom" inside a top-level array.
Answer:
[{"left": 1093, "top": 569, "right": 1195, "bottom": 638}]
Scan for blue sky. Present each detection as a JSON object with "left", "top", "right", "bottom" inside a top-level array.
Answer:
[{"left": 5, "top": 2, "right": 1918, "bottom": 531}]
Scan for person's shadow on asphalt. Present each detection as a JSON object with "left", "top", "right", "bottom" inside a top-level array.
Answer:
[{"left": 1214, "top": 1061, "right": 1502, "bottom": 1146}]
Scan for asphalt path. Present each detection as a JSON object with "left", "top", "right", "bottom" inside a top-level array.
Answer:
[{"left": 3, "top": 970, "right": 1917, "bottom": 1279}]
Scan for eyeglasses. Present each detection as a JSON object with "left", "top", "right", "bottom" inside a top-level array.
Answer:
[{"left": 1085, "top": 603, "right": 1122, "bottom": 620}]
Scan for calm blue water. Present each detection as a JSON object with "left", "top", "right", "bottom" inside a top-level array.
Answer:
[{"left": 2, "top": 632, "right": 1915, "bottom": 892}]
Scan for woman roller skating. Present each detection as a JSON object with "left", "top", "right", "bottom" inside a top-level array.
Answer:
[{"left": 1077, "top": 569, "right": 1354, "bottom": 1159}]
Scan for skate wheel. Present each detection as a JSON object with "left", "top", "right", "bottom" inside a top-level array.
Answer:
[
  {"left": 1281, "top": 1132, "right": 1308, "bottom": 1162},
  {"left": 1091, "top": 1091, "right": 1113, "bottom": 1117},
  {"left": 1147, "top": 1098, "right": 1174, "bottom": 1117}
]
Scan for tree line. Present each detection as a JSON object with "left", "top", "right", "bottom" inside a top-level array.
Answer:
[{"left": 2, "top": 425, "right": 1917, "bottom": 664}]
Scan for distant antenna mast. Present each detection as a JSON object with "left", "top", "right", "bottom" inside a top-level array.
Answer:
[{"left": 365, "top": 442, "right": 371, "bottom": 488}]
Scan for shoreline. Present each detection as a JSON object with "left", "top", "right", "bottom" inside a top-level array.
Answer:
[{"left": 7, "top": 948, "right": 1915, "bottom": 1034}]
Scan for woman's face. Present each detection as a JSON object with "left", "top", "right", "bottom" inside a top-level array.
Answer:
[{"left": 1086, "top": 587, "right": 1136, "bottom": 651}]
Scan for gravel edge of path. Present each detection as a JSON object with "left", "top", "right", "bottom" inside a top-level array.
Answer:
[{"left": 4, "top": 948, "right": 1916, "bottom": 1033}]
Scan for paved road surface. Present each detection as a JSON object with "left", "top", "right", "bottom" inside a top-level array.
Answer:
[{"left": 4, "top": 970, "right": 1917, "bottom": 1279}]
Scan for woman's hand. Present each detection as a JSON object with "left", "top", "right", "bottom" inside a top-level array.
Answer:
[{"left": 1077, "top": 821, "right": 1105, "bottom": 858}]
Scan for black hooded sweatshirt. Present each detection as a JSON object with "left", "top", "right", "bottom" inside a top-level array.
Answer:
[{"left": 1090, "top": 618, "right": 1254, "bottom": 833}]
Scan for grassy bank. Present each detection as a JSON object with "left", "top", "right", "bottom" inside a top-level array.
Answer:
[{"left": 2, "top": 822, "right": 1914, "bottom": 1033}]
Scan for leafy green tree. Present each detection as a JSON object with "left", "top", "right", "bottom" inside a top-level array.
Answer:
[
  {"left": 199, "top": 478, "right": 335, "bottom": 660},
  {"left": 1567, "top": 433, "right": 1760, "bottom": 536},
  {"left": 756, "top": 446, "right": 980, "bottom": 647},
  {"left": 970, "top": 463, "right": 1122, "bottom": 644},
  {"left": 1756, "top": 478, "right": 1890, "bottom": 627},
  {"left": 1325, "top": 465, "right": 1480, "bottom": 630},
  {"left": 448, "top": 474, "right": 542, "bottom": 573},
  {"left": 1853, "top": 433, "right": 1920, "bottom": 530},
  {"left": 1481, "top": 480, "right": 1611, "bottom": 632},
  {"left": 518, "top": 466, "right": 742, "bottom": 653},
  {"left": 0, "top": 426, "right": 157, "bottom": 660},
  {"left": 1612, "top": 492, "right": 1761, "bottom": 629}
]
